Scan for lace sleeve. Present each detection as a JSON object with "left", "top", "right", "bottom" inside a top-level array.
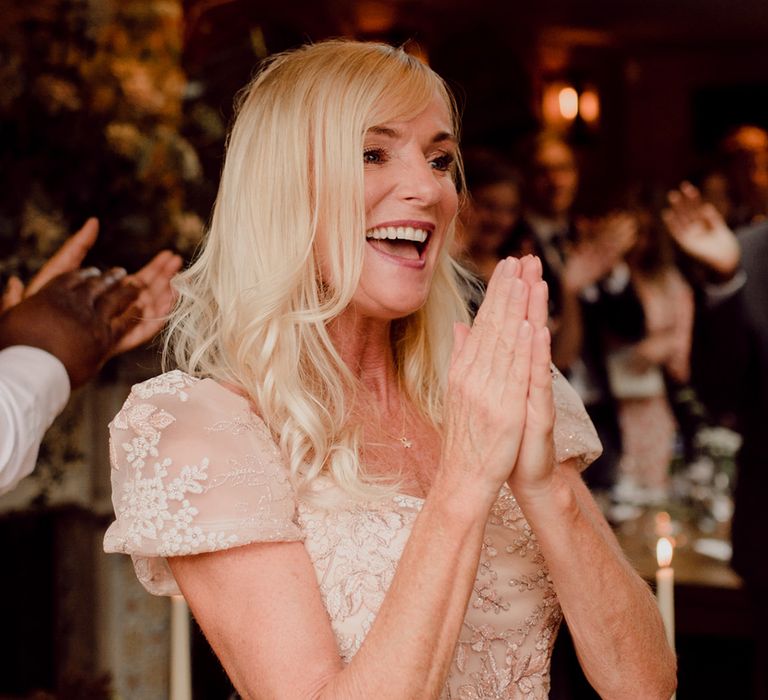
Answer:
[
  {"left": 552, "top": 365, "right": 602, "bottom": 471},
  {"left": 103, "top": 370, "right": 302, "bottom": 595}
]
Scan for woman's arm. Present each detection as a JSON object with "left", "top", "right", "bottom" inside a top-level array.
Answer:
[
  {"left": 507, "top": 256, "right": 676, "bottom": 699},
  {"left": 169, "top": 256, "right": 552, "bottom": 699},
  {"left": 512, "top": 465, "right": 677, "bottom": 699},
  {"left": 170, "top": 495, "right": 489, "bottom": 700}
]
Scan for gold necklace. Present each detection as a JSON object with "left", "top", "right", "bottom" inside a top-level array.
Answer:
[
  {"left": 372, "top": 400, "right": 413, "bottom": 448},
  {"left": 397, "top": 399, "right": 413, "bottom": 448}
]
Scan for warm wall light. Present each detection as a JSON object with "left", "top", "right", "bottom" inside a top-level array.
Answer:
[
  {"left": 542, "top": 80, "right": 601, "bottom": 132},
  {"left": 558, "top": 86, "right": 579, "bottom": 120},
  {"left": 542, "top": 82, "right": 564, "bottom": 126},
  {"left": 579, "top": 87, "right": 600, "bottom": 124}
]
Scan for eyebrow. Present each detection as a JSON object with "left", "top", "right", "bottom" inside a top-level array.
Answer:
[{"left": 366, "top": 125, "right": 457, "bottom": 145}]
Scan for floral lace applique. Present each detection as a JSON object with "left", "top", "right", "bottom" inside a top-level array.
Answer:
[
  {"left": 105, "top": 371, "right": 302, "bottom": 590},
  {"left": 449, "top": 488, "right": 561, "bottom": 698},
  {"left": 298, "top": 492, "right": 419, "bottom": 662},
  {"left": 297, "top": 482, "right": 561, "bottom": 699}
]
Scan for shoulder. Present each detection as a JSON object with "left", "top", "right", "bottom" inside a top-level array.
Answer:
[
  {"left": 105, "top": 370, "right": 301, "bottom": 582},
  {"left": 737, "top": 221, "right": 768, "bottom": 249},
  {"left": 552, "top": 366, "right": 603, "bottom": 470},
  {"left": 737, "top": 224, "right": 768, "bottom": 278},
  {"left": 109, "top": 369, "right": 284, "bottom": 477},
  {"left": 112, "top": 369, "right": 265, "bottom": 438},
  {"left": 115, "top": 369, "right": 246, "bottom": 414}
]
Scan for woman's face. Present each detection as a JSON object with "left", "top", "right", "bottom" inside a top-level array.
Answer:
[{"left": 350, "top": 97, "right": 459, "bottom": 321}]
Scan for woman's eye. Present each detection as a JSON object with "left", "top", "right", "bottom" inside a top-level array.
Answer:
[
  {"left": 363, "top": 148, "right": 386, "bottom": 164},
  {"left": 430, "top": 153, "right": 455, "bottom": 172}
]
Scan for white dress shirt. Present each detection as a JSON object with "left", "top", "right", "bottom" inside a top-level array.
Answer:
[{"left": 0, "top": 346, "right": 70, "bottom": 495}]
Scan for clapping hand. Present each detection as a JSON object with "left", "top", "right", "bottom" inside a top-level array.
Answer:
[
  {"left": 440, "top": 255, "right": 555, "bottom": 506},
  {"left": 563, "top": 212, "right": 637, "bottom": 293},
  {"left": 662, "top": 181, "right": 741, "bottom": 278},
  {"left": 0, "top": 217, "right": 182, "bottom": 387}
]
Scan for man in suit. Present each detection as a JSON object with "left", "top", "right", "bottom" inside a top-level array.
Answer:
[
  {"left": 511, "top": 133, "right": 643, "bottom": 492},
  {"left": 664, "top": 182, "right": 768, "bottom": 699}
]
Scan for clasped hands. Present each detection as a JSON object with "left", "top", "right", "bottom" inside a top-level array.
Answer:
[{"left": 441, "top": 255, "right": 555, "bottom": 506}]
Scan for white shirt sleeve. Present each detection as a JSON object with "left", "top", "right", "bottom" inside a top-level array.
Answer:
[{"left": 0, "top": 346, "right": 71, "bottom": 495}]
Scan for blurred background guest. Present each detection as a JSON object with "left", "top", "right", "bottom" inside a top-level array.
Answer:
[
  {"left": 458, "top": 147, "right": 524, "bottom": 281},
  {"left": 718, "top": 125, "right": 768, "bottom": 228},
  {"left": 609, "top": 195, "right": 694, "bottom": 503},
  {"left": 664, "top": 182, "right": 768, "bottom": 698},
  {"left": 512, "top": 132, "right": 642, "bottom": 494}
]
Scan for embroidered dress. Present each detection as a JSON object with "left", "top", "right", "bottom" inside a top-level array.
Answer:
[{"left": 104, "top": 369, "right": 600, "bottom": 699}]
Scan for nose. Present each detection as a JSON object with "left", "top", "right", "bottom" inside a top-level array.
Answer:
[{"left": 397, "top": 155, "right": 442, "bottom": 206}]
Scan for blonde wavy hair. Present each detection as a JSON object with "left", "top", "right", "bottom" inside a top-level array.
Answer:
[{"left": 165, "top": 40, "right": 476, "bottom": 499}]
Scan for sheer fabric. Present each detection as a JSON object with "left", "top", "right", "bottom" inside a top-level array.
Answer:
[{"left": 105, "top": 368, "right": 600, "bottom": 698}]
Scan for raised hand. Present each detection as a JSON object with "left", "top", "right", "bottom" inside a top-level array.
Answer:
[
  {"left": 662, "top": 181, "right": 741, "bottom": 277},
  {"left": 0, "top": 267, "right": 140, "bottom": 387},
  {"left": 563, "top": 212, "right": 637, "bottom": 293},
  {"left": 108, "top": 249, "right": 182, "bottom": 356}
]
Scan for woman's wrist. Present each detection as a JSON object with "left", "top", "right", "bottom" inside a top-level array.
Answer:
[
  {"left": 511, "top": 468, "right": 580, "bottom": 523},
  {"left": 427, "top": 471, "right": 499, "bottom": 525}
]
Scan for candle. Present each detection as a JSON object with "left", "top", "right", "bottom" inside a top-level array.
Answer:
[
  {"left": 170, "top": 595, "right": 192, "bottom": 700},
  {"left": 656, "top": 537, "right": 675, "bottom": 699}
]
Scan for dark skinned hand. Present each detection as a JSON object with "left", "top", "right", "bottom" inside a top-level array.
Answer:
[{"left": 0, "top": 267, "right": 144, "bottom": 388}]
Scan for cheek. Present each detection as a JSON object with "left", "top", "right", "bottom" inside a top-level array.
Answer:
[{"left": 363, "top": 172, "right": 389, "bottom": 219}]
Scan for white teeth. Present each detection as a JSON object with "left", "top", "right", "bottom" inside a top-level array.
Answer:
[{"left": 365, "top": 226, "right": 429, "bottom": 243}]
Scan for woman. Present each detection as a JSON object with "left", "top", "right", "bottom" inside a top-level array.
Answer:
[
  {"left": 609, "top": 204, "right": 694, "bottom": 502},
  {"left": 104, "top": 41, "right": 675, "bottom": 698}
]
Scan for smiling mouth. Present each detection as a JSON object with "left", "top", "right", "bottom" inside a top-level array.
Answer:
[{"left": 365, "top": 225, "right": 430, "bottom": 261}]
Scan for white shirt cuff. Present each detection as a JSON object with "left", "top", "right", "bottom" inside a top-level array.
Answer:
[
  {"left": 0, "top": 346, "right": 71, "bottom": 493},
  {"left": 704, "top": 269, "right": 747, "bottom": 306}
]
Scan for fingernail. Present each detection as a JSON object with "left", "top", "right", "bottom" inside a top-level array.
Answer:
[
  {"left": 102, "top": 268, "right": 128, "bottom": 286},
  {"left": 519, "top": 320, "right": 532, "bottom": 338},
  {"left": 79, "top": 267, "right": 101, "bottom": 279},
  {"left": 501, "top": 257, "right": 515, "bottom": 277},
  {"left": 511, "top": 277, "right": 524, "bottom": 298}
]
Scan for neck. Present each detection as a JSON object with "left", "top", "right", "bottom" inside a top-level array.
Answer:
[{"left": 327, "top": 308, "right": 401, "bottom": 414}]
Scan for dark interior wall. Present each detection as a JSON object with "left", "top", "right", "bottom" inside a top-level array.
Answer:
[
  {"left": 177, "top": 0, "right": 768, "bottom": 213},
  {"left": 623, "top": 44, "right": 768, "bottom": 188}
]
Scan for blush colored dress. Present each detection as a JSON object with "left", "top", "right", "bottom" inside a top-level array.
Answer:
[{"left": 104, "top": 369, "right": 601, "bottom": 699}]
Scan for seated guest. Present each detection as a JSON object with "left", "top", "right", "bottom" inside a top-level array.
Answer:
[{"left": 104, "top": 41, "right": 675, "bottom": 699}]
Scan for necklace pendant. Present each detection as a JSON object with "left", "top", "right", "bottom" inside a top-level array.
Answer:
[{"left": 399, "top": 436, "right": 413, "bottom": 449}]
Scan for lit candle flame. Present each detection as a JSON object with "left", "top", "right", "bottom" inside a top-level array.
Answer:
[{"left": 656, "top": 536, "right": 674, "bottom": 568}]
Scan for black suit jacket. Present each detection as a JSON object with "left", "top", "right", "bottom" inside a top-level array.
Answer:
[{"left": 692, "top": 222, "right": 768, "bottom": 583}]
